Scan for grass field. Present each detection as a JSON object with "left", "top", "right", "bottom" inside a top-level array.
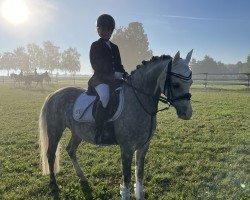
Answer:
[{"left": 0, "top": 82, "right": 249, "bottom": 200}]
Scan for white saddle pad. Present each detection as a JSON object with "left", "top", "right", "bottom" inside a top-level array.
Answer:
[{"left": 73, "top": 87, "right": 124, "bottom": 123}]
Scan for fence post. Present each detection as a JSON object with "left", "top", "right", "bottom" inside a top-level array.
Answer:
[
  {"left": 73, "top": 75, "right": 76, "bottom": 85},
  {"left": 204, "top": 73, "right": 208, "bottom": 88},
  {"left": 247, "top": 73, "right": 250, "bottom": 88}
]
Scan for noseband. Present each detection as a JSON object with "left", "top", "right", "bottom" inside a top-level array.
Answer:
[{"left": 164, "top": 60, "right": 192, "bottom": 105}]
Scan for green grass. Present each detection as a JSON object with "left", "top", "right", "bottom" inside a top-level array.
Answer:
[{"left": 0, "top": 83, "right": 249, "bottom": 199}]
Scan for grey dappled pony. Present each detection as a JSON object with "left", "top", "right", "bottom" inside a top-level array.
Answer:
[{"left": 39, "top": 50, "right": 193, "bottom": 199}]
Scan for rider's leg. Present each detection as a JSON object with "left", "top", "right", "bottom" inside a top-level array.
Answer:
[
  {"left": 95, "top": 83, "right": 110, "bottom": 108},
  {"left": 94, "top": 84, "right": 109, "bottom": 144}
]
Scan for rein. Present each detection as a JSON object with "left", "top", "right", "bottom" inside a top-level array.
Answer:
[
  {"left": 123, "top": 79, "right": 170, "bottom": 117},
  {"left": 123, "top": 78, "right": 169, "bottom": 146}
]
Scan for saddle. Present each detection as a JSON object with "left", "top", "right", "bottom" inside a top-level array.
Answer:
[{"left": 73, "top": 81, "right": 124, "bottom": 123}]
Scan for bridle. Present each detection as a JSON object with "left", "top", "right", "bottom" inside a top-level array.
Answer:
[
  {"left": 124, "top": 59, "right": 192, "bottom": 116},
  {"left": 164, "top": 60, "right": 192, "bottom": 105}
]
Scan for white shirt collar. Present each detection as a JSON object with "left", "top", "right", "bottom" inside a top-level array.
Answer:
[{"left": 105, "top": 41, "right": 111, "bottom": 49}]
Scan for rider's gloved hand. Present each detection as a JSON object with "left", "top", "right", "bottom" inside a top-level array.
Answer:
[
  {"left": 123, "top": 72, "right": 129, "bottom": 80},
  {"left": 114, "top": 72, "right": 124, "bottom": 79}
]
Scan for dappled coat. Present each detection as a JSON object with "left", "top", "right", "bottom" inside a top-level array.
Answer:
[{"left": 88, "top": 38, "right": 126, "bottom": 88}]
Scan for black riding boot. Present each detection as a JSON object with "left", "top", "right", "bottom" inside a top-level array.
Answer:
[
  {"left": 94, "top": 101, "right": 116, "bottom": 144},
  {"left": 94, "top": 102, "right": 106, "bottom": 144}
]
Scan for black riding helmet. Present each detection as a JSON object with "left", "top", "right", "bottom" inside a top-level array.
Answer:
[{"left": 96, "top": 14, "right": 115, "bottom": 30}]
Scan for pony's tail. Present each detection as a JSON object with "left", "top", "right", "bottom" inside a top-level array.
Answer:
[{"left": 39, "top": 94, "right": 60, "bottom": 175}]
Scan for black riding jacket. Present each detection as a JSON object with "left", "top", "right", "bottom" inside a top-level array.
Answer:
[{"left": 89, "top": 38, "right": 126, "bottom": 87}]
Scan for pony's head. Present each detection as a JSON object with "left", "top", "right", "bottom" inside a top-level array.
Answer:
[{"left": 158, "top": 50, "right": 193, "bottom": 120}]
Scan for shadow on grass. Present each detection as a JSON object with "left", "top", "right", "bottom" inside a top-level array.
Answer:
[
  {"left": 49, "top": 186, "right": 60, "bottom": 200},
  {"left": 9, "top": 83, "right": 56, "bottom": 93},
  {"left": 80, "top": 180, "right": 94, "bottom": 200},
  {"left": 49, "top": 181, "right": 94, "bottom": 200},
  {"left": 18, "top": 87, "right": 51, "bottom": 93}
]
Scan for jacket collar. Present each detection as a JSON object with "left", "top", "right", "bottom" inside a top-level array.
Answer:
[{"left": 99, "top": 38, "right": 113, "bottom": 50}]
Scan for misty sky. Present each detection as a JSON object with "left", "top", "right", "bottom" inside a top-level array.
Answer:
[{"left": 0, "top": 0, "right": 250, "bottom": 74}]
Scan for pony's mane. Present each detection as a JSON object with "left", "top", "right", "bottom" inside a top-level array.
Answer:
[{"left": 131, "top": 55, "right": 172, "bottom": 75}]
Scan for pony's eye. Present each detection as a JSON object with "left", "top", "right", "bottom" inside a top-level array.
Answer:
[{"left": 173, "top": 83, "right": 180, "bottom": 89}]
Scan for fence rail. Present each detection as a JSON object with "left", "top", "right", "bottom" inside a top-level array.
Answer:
[
  {"left": 0, "top": 74, "right": 91, "bottom": 86},
  {"left": 192, "top": 73, "right": 250, "bottom": 88},
  {"left": 1, "top": 73, "right": 250, "bottom": 88}
]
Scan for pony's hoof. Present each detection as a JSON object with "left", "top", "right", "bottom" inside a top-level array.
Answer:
[
  {"left": 49, "top": 181, "right": 59, "bottom": 191},
  {"left": 80, "top": 179, "right": 89, "bottom": 186}
]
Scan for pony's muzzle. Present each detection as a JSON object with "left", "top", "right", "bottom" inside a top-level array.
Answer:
[{"left": 176, "top": 103, "right": 192, "bottom": 120}]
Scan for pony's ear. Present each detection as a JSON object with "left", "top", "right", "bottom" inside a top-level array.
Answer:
[
  {"left": 173, "top": 51, "right": 180, "bottom": 64},
  {"left": 185, "top": 49, "right": 193, "bottom": 64}
]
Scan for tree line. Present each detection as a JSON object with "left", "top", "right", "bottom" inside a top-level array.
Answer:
[
  {"left": 112, "top": 22, "right": 250, "bottom": 75},
  {"left": 0, "top": 22, "right": 153, "bottom": 75},
  {"left": 0, "top": 22, "right": 249, "bottom": 76},
  {"left": 0, "top": 41, "right": 81, "bottom": 75},
  {"left": 190, "top": 55, "right": 250, "bottom": 75}
]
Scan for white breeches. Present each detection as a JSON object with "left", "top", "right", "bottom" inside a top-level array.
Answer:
[{"left": 95, "top": 83, "right": 110, "bottom": 108}]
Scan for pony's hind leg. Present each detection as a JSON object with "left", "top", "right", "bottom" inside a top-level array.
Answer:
[
  {"left": 134, "top": 144, "right": 149, "bottom": 200},
  {"left": 66, "top": 133, "right": 87, "bottom": 183},
  {"left": 47, "top": 128, "right": 64, "bottom": 189}
]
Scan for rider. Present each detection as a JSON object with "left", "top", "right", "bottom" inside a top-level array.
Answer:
[
  {"left": 34, "top": 68, "right": 38, "bottom": 76},
  {"left": 88, "top": 14, "right": 128, "bottom": 144},
  {"left": 19, "top": 69, "right": 23, "bottom": 76}
]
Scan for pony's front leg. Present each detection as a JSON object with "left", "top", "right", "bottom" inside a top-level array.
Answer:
[
  {"left": 120, "top": 147, "right": 134, "bottom": 200},
  {"left": 134, "top": 144, "right": 149, "bottom": 200},
  {"left": 35, "top": 81, "right": 39, "bottom": 88}
]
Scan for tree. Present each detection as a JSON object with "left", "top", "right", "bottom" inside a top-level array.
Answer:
[
  {"left": 217, "top": 61, "right": 227, "bottom": 73},
  {"left": 60, "top": 48, "right": 81, "bottom": 73},
  {"left": 111, "top": 22, "right": 153, "bottom": 72},
  {"left": 13, "top": 47, "right": 30, "bottom": 72},
  {"left": 244, "top": 54, "right": 250, "bottom": 73},
  {"left": 195, "top": 55, "right": 219, "bottom": 74},
  {"left": 238, "top": 60, "right": 248, "bottom": 80},
  {"left": 0, "top": 52, "right": 16, "bottom": 75},
  {"left": 43, "top": 41, "right": 60, "bottom": 73},
  {"left": 190, "top": 58, "right": 198, "bottom": 72},
  {"left": 27, "top": 43, "right": 44, "bottom": 71}
]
